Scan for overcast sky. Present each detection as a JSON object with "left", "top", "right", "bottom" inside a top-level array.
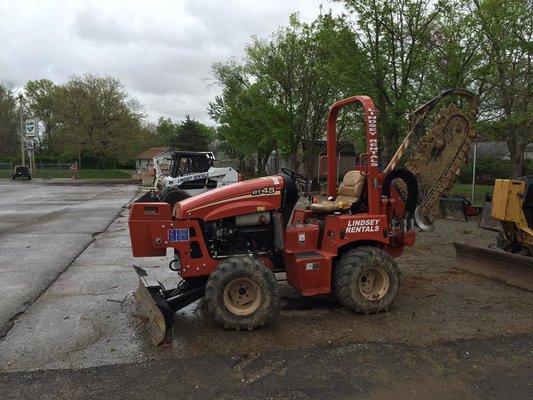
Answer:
[{"left": 0, "top": 0, "right": 343, "bottom": 124}]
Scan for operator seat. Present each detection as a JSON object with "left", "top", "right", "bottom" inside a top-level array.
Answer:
[{"left": 310, "top": 170, "right": 366, "bottom": 213}]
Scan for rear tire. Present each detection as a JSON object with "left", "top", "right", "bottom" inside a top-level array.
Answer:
[
  {"left": 334, "top": 246, "right": 399, "bottom": 314},
  {"left": 161, "top": 188, "right": 190, "bottom": 208},
  {"left": 205, "top": 256, "right": 278, "bottom": 330}
]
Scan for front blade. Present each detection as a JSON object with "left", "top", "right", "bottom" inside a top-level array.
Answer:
[
  {"left": 134, "top": 278, "right": 173, "bottom": 345},
  {"left": 454, "top": 242, "right": 533, "bottom": 291}
]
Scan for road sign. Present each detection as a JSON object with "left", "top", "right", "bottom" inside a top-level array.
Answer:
[
  {"left": 25, "top": 119, "right": 38, "bottom": 137},
  {"left": 25, "top": 139, "right": 35, "bottom": 150}
]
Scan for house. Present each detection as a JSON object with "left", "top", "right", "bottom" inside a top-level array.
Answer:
[
  {"left": 470, "top": 141, "right": 533, "bottom": 160},
  {"left": 264, "top": 141, "right": 358, "bottom": 180},
  {"left": 134, "top": 147, "right": 173, "bottom": 171},
  {"left": 525, "top": 144, "right": 533, "bottom": 160}
]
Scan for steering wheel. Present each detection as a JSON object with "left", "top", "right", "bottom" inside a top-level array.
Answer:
[{"left": 281, "top": 167, "right": 309, "bottom": 186}]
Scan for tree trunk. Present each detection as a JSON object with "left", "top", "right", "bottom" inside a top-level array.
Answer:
[
  {"left": 289, "top": 151, "right": 299, "bottom": 170},
  {"left": 381, "top": 129, "right": 397, "bottom": 167},
  {"left": 304, "top": 147, "right": 319, "bottom": 180},
  {"left": 256, "top": 154, "right": 269, "bottom": 176},
  {"left": 256, "top": 154, "right": 263, "bottom": 176},
  {"left": 508, "top": 137, "right": 526, "bottom": 178}
]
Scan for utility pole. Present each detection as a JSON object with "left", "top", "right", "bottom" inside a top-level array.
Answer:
[
  {"left": 18, "top": 94, "right": 25, "bottom": 166},
  {"left": 471, "top": 141, "right": 477, "bottom": 205}
]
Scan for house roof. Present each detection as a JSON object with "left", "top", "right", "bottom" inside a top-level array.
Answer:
[
  {"left": 135, "top": 147, "right": 172, "bottom": 160},
  {"left": 470, "top": 141, "right": 533, "bottom": 158},
  {"left": 470, "top": 141, "right": 509, "bottom": 158}
]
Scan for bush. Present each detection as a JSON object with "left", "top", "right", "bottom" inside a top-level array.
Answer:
[{"left": 457, "top": 157, "right": 533, "bottom": 183}]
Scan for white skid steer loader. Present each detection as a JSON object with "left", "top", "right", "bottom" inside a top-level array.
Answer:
[{"left": 138, "top": 151, "right": 239, "bottom": 205}]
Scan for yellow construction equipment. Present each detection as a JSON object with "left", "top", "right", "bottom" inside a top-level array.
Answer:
[
  {"left": 454, "top": 177, "right": 533, "bottom": 291},
  {"left": 491, "top": 178, "right": 533, "bottom": 253}
]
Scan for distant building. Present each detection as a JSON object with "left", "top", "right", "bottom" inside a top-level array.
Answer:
[
  {"left": 134, "top": 147, "right": 173, "bottom": 171},
  {"left": 470, "top": 141, "right": 533, "bottom": 160}
]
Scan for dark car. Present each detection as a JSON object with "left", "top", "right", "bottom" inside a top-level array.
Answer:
[{"left": 12, "top": 165, "right": 31, "bottom": 180}]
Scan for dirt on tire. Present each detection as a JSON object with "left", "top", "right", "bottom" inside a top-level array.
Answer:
[
  {"left": 205, "top": 255, "right": 279, "bottom": 331},
  {"left": 335, "top": 246, "right": 400, "bottom": 314}
]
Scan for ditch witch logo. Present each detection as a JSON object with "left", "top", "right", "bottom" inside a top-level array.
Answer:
[{"left": 346, "top": 218, "right": 380, "bottom": 233}]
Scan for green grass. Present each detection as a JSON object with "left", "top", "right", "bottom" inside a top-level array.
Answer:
[
  {"left": 450, "top": 183, "right": 493, "bottom": 205},
  {"left": 0, "top": 169, "right": 134, "bottom": 180}
]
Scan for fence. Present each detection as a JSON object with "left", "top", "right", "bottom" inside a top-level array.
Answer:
[{"left": 0, "top": 162, "right": 74, "bottom": 179}]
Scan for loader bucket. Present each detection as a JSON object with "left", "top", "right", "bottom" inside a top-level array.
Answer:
[
  {"left": 134, "top": 277, "right": 174, "bottom": 345},
  {"left": 439, "top": 196, "right": 469, "bottom": 221},
  {"left": 454, "top": 242, "right": 533, "bottom": 291}
]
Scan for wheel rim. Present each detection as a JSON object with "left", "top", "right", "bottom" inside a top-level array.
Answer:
[
  {"left": 223, "top": 278, "right": 261, "bottom": 316},
  {"left": 358, "top": 266, "right": 390, "bottom": 301}
]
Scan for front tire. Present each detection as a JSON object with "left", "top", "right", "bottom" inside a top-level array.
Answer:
[
  {"left": 205, "top": 256, "right": 278, "bottom": 330},
  {"left": 334, "top": 246, "right": 399, "bottom": 314}
]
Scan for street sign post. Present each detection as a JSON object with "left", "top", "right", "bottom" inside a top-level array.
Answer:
[
  {"left": 25, "top": 119, "right": 38, "bottom": 137},
  {"left": 23, "top": 118, "right": 38, "bottom": 176}
]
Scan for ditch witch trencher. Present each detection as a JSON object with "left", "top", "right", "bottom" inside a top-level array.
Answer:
[{"left": 128, "top": 95, "right": 459, "bottom": 344}]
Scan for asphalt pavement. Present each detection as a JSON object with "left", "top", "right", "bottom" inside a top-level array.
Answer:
[
  {"left": 0, "top": 181, "right": 137, "bottom": 337},
  {"left": 1, "top": 335, "right": 531, "bottom": 399}
]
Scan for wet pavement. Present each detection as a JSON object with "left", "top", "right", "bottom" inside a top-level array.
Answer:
[
  {"left": 0, "top": 181, "right": 137, "bottom": 337},
  {"left": 0, "top": 209, "right": 173, "bottom": 371},
  {"left": 0, "top": 182, "right": 532, "bottom": 398}
]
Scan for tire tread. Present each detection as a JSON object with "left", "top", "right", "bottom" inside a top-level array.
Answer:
[{"left": 335, "top": 246, "right": 400, "bottom": 314}]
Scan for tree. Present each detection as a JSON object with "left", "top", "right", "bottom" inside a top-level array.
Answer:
[
  {"left": 471, "top": 0, "right": 532, "bottom": 177},
  {"left": 341, "top": 0, "right": 440, "bottom": 160},
  {"left": 0, "top": 83, "right": 20, "bottom": 158},
  {"left": 424, "top": 0, "right": 483, "bottom": 94},
  {"left": 247, "top": 14, "right": 355, "bottom": 174},
  {"left": 210, "top": 13, "right": 355, "bottom": 175},
  {"left": 174, "top": 115, "right": 212, "bottom": 151},
  {"left": 24, "top": 79, "right": 59, "bottom": 144},
  {"left": 155, "top": 117, "right": 180, "bottom": 146},
  {"left": 155, "top": 115, "right": 213, "bottom": 151},
  {"left": 209, "top": 60, "right": 280, "bottom": 175},
  {"left": 51, "top": 74, "right": 145, "bottom": 168}
]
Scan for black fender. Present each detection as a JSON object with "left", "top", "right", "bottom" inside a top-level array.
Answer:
[{"left": 382, "top": 168, "right": 418, "bottom": 221}]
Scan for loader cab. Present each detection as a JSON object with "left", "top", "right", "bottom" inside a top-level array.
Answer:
[{"left": 170, "top": 151, "right": 214, "bottom": 178}]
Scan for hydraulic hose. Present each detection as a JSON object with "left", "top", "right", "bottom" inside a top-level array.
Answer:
[{"left": 382, "top": 168, "right": 419, "bottom": 230}]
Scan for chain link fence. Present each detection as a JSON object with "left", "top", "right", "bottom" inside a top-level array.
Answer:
[{"left": 0, "top": 162, "right": 74, "bottom": 179}]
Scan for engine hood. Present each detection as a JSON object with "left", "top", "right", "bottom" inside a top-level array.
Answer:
[{"left": 174, "top": 175, "right": 285, "bottom": 221}]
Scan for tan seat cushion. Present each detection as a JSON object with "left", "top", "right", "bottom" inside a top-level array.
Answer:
[{"left": 310, "top": 170, "right": 365, "bottom": 213}]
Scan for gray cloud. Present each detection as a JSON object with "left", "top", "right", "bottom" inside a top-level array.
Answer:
[{"left": 0, "top": 0, "right": 342, "bottom": 124}]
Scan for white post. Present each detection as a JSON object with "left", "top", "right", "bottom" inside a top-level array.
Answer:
[
  {"left": 471, "top": 142, "right": 477, "bottom": 204},
  {"left": 19, "top": 95, "right": 25, "bottom": 166}
]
